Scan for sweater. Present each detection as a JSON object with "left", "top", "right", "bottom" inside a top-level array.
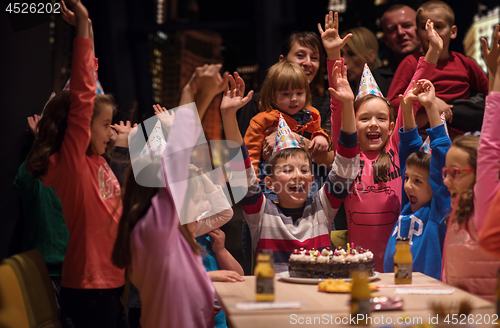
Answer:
[
  {"left": 235, "top": 130, "right": 359, "bottom": 273},
  {"left": 383, "top": 125, "right": 450, "bottom": 279},
  {"left": 327, "top": 57, "right": 436, "bottom": 272},
  {"left": 443, "top": 91, "right": 500, "bottom": 302},
  {"left": 388, "top": 52, "right": 488, "bottom": 115},
  {"left": 130, "top": 104, "right": 215, "bottom": 328},
  {"left": 41, "top": 37, "right": 124, "bottom": 289}
]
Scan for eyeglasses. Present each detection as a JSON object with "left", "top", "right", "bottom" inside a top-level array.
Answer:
[{"left": 442, "top": 166, "right": 475, "bottom": 180}]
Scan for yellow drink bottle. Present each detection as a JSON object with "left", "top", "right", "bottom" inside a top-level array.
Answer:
[
  {"left": 255, "top": 249, "right": 275, "bottom": 302},
  {"left": 350, "top": 269, "right": 371, "bottom": 325},
  {"left": 394, "top": 237, "right": 412, "bottom": 284}
]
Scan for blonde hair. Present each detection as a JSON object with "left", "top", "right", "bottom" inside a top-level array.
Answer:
[
  {"left": 341, "top": 27, "right": 382, "bottom": 70},
  {"left": 258, "top": 61, "right": 311, "bottom": 112},
  {"left": 416, "top": 0, "right": 455, "bottom": 26}
]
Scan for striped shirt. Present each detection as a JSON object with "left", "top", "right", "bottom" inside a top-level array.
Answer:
[{"left": 230, "top": 130, "right": 359, "bottom": 273}]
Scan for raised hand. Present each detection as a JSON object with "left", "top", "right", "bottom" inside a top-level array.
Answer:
[
  {"left": 425, "top": 20, "right": 443, "bottom": 64},
  {"left": 220, "top": 72, "right": 254, "bottom": 117},
  {"left": 328, "top": 61, "right": 354, "bottom": 103},
  {"left": 112, "top": 120, "right": 137, "bottom": 147},
  {"left": 153, "top": 104, "right": 175, "bottom": 133},
  {"left": 416, "top": 79, "right": 436, "bottom": 109},
  {"left": 317, "top": 11, "right": 352, "bottom": 61},
  {"left": 417, "top": 79, "right": 441, "bottom": 128},
  {"left": 60, "top": 1, "right": 76, "bottom": 26},
  {"left": 193, "top": 64, "right": 229, "bottom": 110},
  {"left": 27, "top": 114, "right": 41, "bottom": 135},
  {"left": 481, "top": 24, "right": 500, "bottom": 91}
]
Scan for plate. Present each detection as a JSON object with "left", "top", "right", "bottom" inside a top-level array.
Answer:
[{"left": 278, "top": 271, "right": 380, "bottom": 284}]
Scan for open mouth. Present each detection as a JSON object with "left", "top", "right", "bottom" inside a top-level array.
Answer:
[
  {"left": 289, "top": 185, "right": 305, "bottom": 193},
  {"left": 367, "top": 132, "right": 381, "bottom": 142},
  {"left": 409, "top": 195, "right": 418, "bottom": 205}
]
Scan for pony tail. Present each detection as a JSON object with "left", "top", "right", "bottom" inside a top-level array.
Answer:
[
  {"left": 452, "top": 189, "right": 475, "bottom": 226},
  {"left": 373, "top": 148, "right": 390, "bottom": 183}
]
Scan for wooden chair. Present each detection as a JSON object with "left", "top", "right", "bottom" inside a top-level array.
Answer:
[{"left": 1, "top": 249, "right": 62, "bottom": 328}]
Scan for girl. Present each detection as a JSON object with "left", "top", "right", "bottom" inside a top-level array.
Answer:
[
  {"left": 25, "top": 1, "right": 126, "bottom": 326},
  {"left": 444, "top": 24, "right": 500, "bottom": 301},
  {"left": 244, "top": 61, "right": 330, "bottom": 179},
  {"left": 319, "top": 11, "right": 443, "bottom": 271},
  {"left": 111, "top": 64, "right": 232, "bottom": 328}
]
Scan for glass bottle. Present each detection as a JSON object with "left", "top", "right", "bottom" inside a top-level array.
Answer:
[
  {"left": 255, "top": 249, "right": 275, "bottom": 302},
  {"left": 394, "top": 237, "right": 412, "bottom": 284},
  {"left": 350, "top": 269, "right": 371, "bottom": 325}
]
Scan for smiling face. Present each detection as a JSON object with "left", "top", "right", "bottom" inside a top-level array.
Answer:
[
  {"left": 416, "top": 8, "right": 457, "bottom": 59},
  {"left": 265, "top": 154, "right": 314, "bottom": 209},
  {"left": 382, "top": 6, "right": 421, "bottom": 61},
  {"left": 283, "top": 41, "right": 320, "bottom": 84},
  {"left": 355, "top": 97, "right": 394, "bottom": 152},
  {"left": 275, "top": 88, "right": 306, "bottom": 116},
  {"left": 404, "top": 164, "right": 433, "bottom": 213},
  {"left": 90, "top": 103, "right": 114, "bottom": 155},
  {"left": 443, "top": 146, "right": 476, "bottom": 201}
]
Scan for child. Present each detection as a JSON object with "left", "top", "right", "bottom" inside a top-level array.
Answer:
[
  {"left": 443, "top": 24, "right": 500, "bottom": 301},
  {"left": 383, "top": 79, "right": 451, "bottom": 279},
  {"left": 112, "top": 64, "right": 231, "bottom": 328},
  {"left": 24, "top": 1, "right": 128, "bottom": 326},
  {"left": 319, "top": 11, "right": 443, "bottom": 271},
  {"left": 388, "top": 0, "right": 488, "bottom": 137},
  {"left": 244, "top": 62, "right": 330, "bottom": 183},
  {"left": 221, "top": 68, "right": 359, "bottom": 273}
]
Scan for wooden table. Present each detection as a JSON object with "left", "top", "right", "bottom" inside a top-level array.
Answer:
[{"left": 214, "top": 273, "right": 496, "bottom": 327}]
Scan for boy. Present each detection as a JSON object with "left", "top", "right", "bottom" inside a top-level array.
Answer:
[
  {"left": 384, "top": 79, "right": 451, "bottom": 279},
  {"left": 221, "top": 71, "right": 359, "bottom": 273},
  {"left": 387, "top": 0, "right": 488, "bottom": 137}
]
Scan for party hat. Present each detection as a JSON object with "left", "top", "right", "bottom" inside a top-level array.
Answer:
[
  {"left": 273, "top": 114, "right": 301, "bottom": 154},
  {"left": 420, "top": 112, "right": 449, "bottom": 154},
  {"left": 355, "top": 63, "right": 384, "bottom": 101},
  {"left": 140, "top": 119, "right": 168, "bottom": 158}
]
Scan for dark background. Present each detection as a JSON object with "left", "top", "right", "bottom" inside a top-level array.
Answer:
[{"left": 1, "top": 0, "right": 498, "bottom": 262}]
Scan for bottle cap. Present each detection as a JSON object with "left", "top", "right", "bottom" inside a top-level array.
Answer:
[{"left": 396, "top": 237, "right": 409, "bottom": 242}]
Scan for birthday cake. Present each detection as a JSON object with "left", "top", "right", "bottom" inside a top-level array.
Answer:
[{"left": 288, "top": 246, "right": 374, "bottom": 279}]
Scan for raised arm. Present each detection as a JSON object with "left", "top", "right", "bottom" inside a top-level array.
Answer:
[
  {"left": 328, "top": 61, "right": 355, "bottom": 134},
  {"left": 475, "top": 24, "right": 500, "bottom": 232}
]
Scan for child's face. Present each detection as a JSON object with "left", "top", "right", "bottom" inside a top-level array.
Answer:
[
  {"left": 275, "top": 88, "right": 306, "bottom": 115},
  {"left": 443, "top": 146, "right": 475, "bottom": 200},
  {"left": 416, "top": 9, "right": 457, "bottom": 55},
  {"left": 90, "top": 103, "right": 114, "bottom": 155},
  {"left": 355, "top": 98, "right": 394, "bottom": 152},
  {"left": 265, "top": 154, "right": 314, "bottom": 209},
  {"left": 404, "top": 164, "right": 433, "bottom": 213},
  {"left": 283, "top": 41, "right": 320, "bottom": 84}
]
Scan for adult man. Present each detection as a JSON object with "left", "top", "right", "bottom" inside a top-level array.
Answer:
[{"left": 373, "top": 5, "right": 421, "bottom": 96}]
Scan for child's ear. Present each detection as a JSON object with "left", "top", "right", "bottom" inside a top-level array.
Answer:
[
  {"left": 279, "top": 54, "right": 285, "bottom": 62},
  {"left": 264, "top": 176, "right": 275, "bottom": 190},
  {"left": 388, "top": 121, "right": 395, "bottom": 136},
  {"left": 451, "top": 25, "right": 457, "bottom": 40}
]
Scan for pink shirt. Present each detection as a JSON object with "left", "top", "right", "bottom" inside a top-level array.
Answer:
[
  {"left": 443, "top": 91, "right": 500, "bottom": 301},
  {"left": 327, "top": 58, "right": 436, "bottom": 271},
  {"left": 42, "top": 37, "right": 124, "bottom": 289},
  {"left": 130, "top": 105, "right": 215, "bottom": 328}
]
